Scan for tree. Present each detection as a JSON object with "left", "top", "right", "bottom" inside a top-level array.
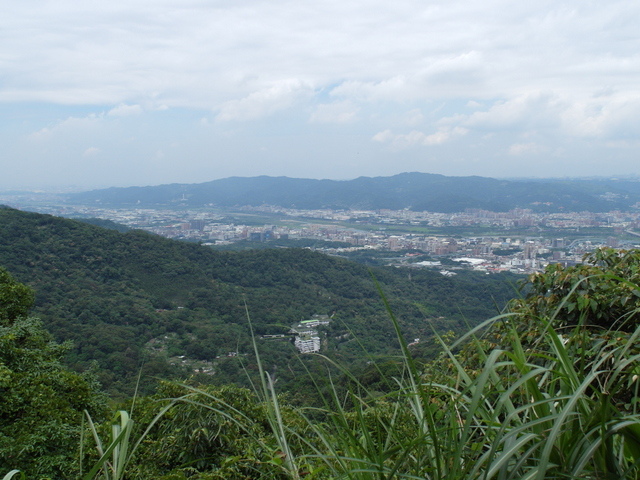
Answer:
[
  {"left": 0, "top": 268, "right": 34, "bottom": 326},
  {"left": 490, "top": 248, "right": 640, "bottom": 416},
  {"left": 125, "top": 382, "right": 296, "bottom": 480},
  {"left": 0, "top": 267, "right": 105, "bottom": 478},
  {"left": 508, "top": 247, "right": 640, "bottom": 332}
]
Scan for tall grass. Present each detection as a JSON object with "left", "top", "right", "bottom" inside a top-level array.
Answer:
[
  {"left": 227, "top": 280, "right": 640, "bottom": 480},
  {"left": 96, "top": 290, "right": 640, "bottom": 479},
  {"left": 158, "top": 280, "right": 639, "bottom": 480},
  {"left": 1, "top": 471, "right": 24, "bottom": 480},
  {"left": 80, "top": 402, "right": 177, "bottom": 480},
  {"left": 5, "top": 281, "right": 640, "bottom": 479}
]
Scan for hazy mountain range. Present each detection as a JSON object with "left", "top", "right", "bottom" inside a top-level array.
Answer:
[{"left": 69, "top": 172, "right": 640, "bottom": 212}]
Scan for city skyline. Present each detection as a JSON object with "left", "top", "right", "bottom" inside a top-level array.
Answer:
[{"left": 2, "top": 1, "right": 639, "bottom": 190}]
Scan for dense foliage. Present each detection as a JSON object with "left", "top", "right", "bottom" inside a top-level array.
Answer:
[
  {"left": 0, "top": 269, "right": 105, "bottom": 478},
  {"left": 0, "top": 206, "right": 518, "bottom": 396},
  {"left": 510, "top": 247, "right": 640, "bottom": 331},
  {"left": 4, "top": 248, "right": 640, "bottom": 479},
  {"left": 120, "top": 249, "right": 640, "bottom": 479}
]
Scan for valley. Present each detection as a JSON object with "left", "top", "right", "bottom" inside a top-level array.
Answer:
[
  {"left": 3, "top": 174, "right": 640, "bottom": 478},
  {"left": 0, "top": 205, "right": 519, "bottom": 398}
]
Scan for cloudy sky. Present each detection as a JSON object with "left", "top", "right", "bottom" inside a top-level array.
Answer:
[{"left": 2, "top": 0, "right": 639, "bottom": 190}]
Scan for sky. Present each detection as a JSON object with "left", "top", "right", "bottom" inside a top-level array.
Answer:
[{"left": 1, "top": 0, "right": 639, "bottom": 190}]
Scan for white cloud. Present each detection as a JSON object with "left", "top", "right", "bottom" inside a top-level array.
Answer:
[
  {"left": 330, "top": 77, "right": 412, "bottom": 102},
  {"left": 2, "top": 0, "right": 640, "bottom": 188},
  {"left": 83, "top": 147, "right": 100, "bottom": 157},
  {"left": 559, "top": 93, "right": 640, "bottom": 138},
  {"left": 28, "top": 127, "right": 53, "bottom": 142},
  {"left": 433, "top": 90, "right": 640, "bottom": 142},
  {"left": 108, "top": 104, "right": 143, "bottom": 117},
  {"left": 1, "top": 1, "right": 638, "bottom": 109},
  {"left": 508, "top": 142, "right": 541, "bottom": 156},
  {"left": 402, "top": 109, "right": 425, "bottom": 127},
  {"left": 371, "top": 130, "right": 395, "bottom": 143},
  {"left": 216, "top": 80, "right": 312, "bottom": 122},
  {"left": 373, "top": 126, "right": 468, "bottom": 148},
  {"left": 461, "top": 93, "right": 561, "bottom": 130},
  {"left": 310, "top": 101, "right": 358, "bottom": 123},
  {"left": 28, "top": 114, "right": 103, "bottom": 141}
]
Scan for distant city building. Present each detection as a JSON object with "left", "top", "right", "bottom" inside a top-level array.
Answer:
[
  {"left": 23, "top": 201, "right": 640, "bottom": 277},
  {"left": 292, "top": 315, "right": 331, "bottom": 353},
  {"left": 523, "top": 242, "right": 537, "bottom": 259},
  {"left": 190, "top": 220, "right": 206, "bottom": 231}
]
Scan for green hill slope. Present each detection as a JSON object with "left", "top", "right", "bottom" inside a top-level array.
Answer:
[{"left": 0, "top": 206, "right": 519, "bottom": 396}]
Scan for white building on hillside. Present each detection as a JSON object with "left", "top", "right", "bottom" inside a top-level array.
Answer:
[{"left": 294, "top": 334, "right": 320, "bottom": 354}]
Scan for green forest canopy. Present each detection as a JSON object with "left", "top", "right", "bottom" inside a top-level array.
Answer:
[
  {"left": 0, "top": 206, "right": 519, "bottom": 396},
  {"left": 2, "top": 248, "right": 640, "bottom": 479}
]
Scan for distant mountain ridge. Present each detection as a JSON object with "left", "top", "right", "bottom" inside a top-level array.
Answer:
[{"left": 69, "top": 172, "right": 640, "bottom": 213}]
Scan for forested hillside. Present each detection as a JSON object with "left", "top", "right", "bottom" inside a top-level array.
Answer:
[
  {"left": 3, "top": 247, "right": 639, "bottom": 480},
  {"left": 0, "top": 206, "right": 519, "bottom": 396}
]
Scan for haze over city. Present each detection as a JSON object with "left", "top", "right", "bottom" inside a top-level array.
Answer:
[{"left": 2, "top": 0, "right": 639, "bottom": 190}]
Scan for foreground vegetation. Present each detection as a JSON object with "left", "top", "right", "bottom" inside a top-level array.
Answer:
[{"left": 2, "top": 248, "right": 640, "bottom": 479}]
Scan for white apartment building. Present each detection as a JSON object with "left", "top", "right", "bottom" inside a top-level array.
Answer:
[{"left": 294, "top": 335, "right": 320, "bottom": 354}]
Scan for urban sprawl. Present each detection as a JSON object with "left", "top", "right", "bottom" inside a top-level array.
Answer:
[{"left": 33, "top": 203, "right": 640, "bottom": 276}]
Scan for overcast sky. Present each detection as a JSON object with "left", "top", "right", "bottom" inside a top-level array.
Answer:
[{"left": 1, "top": 0, "right": 639, "bottom": 190}]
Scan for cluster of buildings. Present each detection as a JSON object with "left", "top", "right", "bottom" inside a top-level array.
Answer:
[
  {"left": 237, "top": 205, "right": 640, "bottom": 230},
  {"left": 260, "top": 315, "right": 332, "bottom": 354},
  {"left": 291, "top": 315, "right": 331, "bottom": 354},
  {"left": 13, "top": 203, "right": 640, "bottom": 275}
]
